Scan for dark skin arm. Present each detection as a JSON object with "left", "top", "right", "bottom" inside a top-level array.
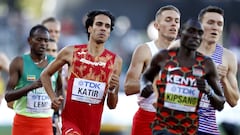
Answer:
[
  {"left": 55, "top": 71, "right": 63, "bottom": 97},
  {"left": 55, "top": 70, "right": 64, "bottom": 110},
  {"left": 198, "top": 57, "right": 225, "bottom": 111},
  {"left": 140, "top": 50, "right": 167, "bottom": 98},
  {"left": 5, "top": 57, "right": 42, "bottom": 102}
]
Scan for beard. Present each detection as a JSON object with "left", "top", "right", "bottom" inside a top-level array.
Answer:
[{"left": 95, "top": 39, "right": 105, "bottom": 44}]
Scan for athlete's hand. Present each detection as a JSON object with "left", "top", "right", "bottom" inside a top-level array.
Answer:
[
  {"left": 31, "top": 79, "right": 42, "bottom": 90},
  {"left": 140, "top": 84, "right": 153, "bottom": 98},
  {"left": 196, "top": 78, "right": 210, "bottom": 94},
  {"left": 51, "top": 96, "right": 64, "bottom": 111},
  {"left": 216, "top": 64, "right": 227, "bottom": 80},
  {"left": 109, "top": 69, "right": 119, "bottom": 91}
]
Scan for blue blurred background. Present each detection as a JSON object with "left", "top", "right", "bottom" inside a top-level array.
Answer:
[{"left": 1, "top": 0, "right": 240, "bottom": 135}]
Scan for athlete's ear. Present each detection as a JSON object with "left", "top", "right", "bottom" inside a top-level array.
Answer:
[{"left": 153, "top": 21, "right": 160, "bottom": 31}]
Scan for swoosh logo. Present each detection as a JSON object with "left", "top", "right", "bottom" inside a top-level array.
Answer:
[{"left": 167, "top": 67, "right": 181, "bottom": 72}]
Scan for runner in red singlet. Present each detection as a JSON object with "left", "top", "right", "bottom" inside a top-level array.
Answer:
[{"left": 41, "top": 10, "right": 122, "bottom": 135}]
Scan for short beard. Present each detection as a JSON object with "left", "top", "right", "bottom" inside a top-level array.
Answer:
[{"left": 95, "top": 39, "right": 104, "bottom": 44}]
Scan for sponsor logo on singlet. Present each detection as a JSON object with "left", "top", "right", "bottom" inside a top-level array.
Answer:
[
  {"left": 167, "top": 74, "right": 196, "bottom": 86},
  {"left": 80, "top": 58, "right": 106, "bottom": 67},
  {"left": 71, "top": 78, "right": 106, "bottom": 104},
  {"left": 164, "top": 75, "right": 200, "bottom": 112},
  {"left": 27, "top": 87, "right": 51, "bottom": 113}
]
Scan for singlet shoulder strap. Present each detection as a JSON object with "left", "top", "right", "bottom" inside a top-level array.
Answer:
[
  {"left": 146, "top": 41, "right": 158, "bottom": 57},
  {"left": 211, "top": 44, "right": 223, "bottom": 64}
]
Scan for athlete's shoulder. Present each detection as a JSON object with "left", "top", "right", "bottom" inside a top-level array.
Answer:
[
  {"left": 9, "top": 56, "right": 23, "bottom": 71},
  {"left": 12, "top": 56, "right": 23, "bottom": 63},
  {"left": 104, "top": 48, "right": 117, "bottom": 56},
  {"left": 223, "top": 47, "right": 236, "bottom": 57},
  {"left": 222, "top": 47, "right": 237, "bottom": 63},
  {"left": 136, "top": 41, "right": 153, "bottom": 50},
  {"left": 74, "top": 44, "right": 87, "bottom": 48},
  {"left": 61, "top": 45, "right": 76, "bottom": 52},
  {"left": 133, "top": 42, "right": 152, "bottom": 56}
]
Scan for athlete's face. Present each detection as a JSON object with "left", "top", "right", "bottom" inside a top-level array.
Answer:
[
  {"left": 201, "top": 12, "right": 224, "bottom": 45},
  {"left": 88, "top": 14, "right": 111, "bottom": 44},
  {"left": 43, "top": 22, "right": 61, "bottom": 42},
  {"left": 29, "top": 30, "right": 49, "bottom": 55},
  {"left": 155, "top": 10, "right": 180, "bottom": 41},
  {"left": 46, "top": 41, "right": 58, "bottom": 57},
  {"left": 181, "top": 20, "right": 204, "bottom": 50}
]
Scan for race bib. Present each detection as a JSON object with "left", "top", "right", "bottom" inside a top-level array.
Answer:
[
  {"left": 199, "top": 93, "right": 211, "bottom": 108},
  {"left": 71, "top": 78, "right": 106, "bottom": 104},
  {"left": 164, "top": 83, "right": 200, "bottom": 112},
  {"left": 27, "top": 87, "right": 51, "bottom": 113}
]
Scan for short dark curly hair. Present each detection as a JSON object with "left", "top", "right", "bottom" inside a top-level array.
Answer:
[
  {"left": 29, "top": 24, "right": 49, "bottom": 37},
  {"left": 84, "top": 9, "right": 115, "bottom": 39}
]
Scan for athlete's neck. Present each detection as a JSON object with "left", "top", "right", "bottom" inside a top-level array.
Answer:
[
  {"left": 155, "top": 38, "right": 173, "bottom": 49},
  {"left": 87, "top": 43, "right": 105, "bottom": 57},
  {"left": 30, "top": 54, "right": 47, "bottom": 65},
  {"left": 198, "top": 41, "right": 217, "bottom": 56}
]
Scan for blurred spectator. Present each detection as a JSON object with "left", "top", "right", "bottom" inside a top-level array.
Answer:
[{"left": 0, "top": 53, "right": 10, "bottom": 105}]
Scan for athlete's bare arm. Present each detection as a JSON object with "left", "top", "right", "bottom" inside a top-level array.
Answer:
[
  {"left": 221, "top": 48, "right": 239, "bottom": 107},
  {"left": 124, "top": 44, "right": 152, "bottom": 95},
  {"left": 204, "top": 57, "right": 225, "bottom": 111},
  {"left": 140, "top": 50, "right": 167, "bottom": 98},
  {"left": 107, "top": 55, "right": 122, "bottom": 109},
  {"left": 41, "top": 46, "right": 73, "bottom": 110},
  {"left": 5, "top": 57, "right": 42, "bottom": 103},
  {"left": 55, "top": 71, "right": 63, "bottom": 98}
]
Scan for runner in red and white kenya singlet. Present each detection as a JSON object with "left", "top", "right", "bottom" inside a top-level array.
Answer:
[
  {"left": 152, "top": 50, "right": 206, "bottom": 135},
  {"left": 61, "top": 44, "right": 116, "bottom": 135}
]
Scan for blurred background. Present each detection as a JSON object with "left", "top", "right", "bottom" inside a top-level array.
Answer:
[{"left": 1, "top": 0, "right": 240, "bottom": 135}]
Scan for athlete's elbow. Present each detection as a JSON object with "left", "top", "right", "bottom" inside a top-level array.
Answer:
[
  {"left": 124, "top": 89, "right": 132, "bottom": 96},
  {"left": 217, "top": 104, "right": 224, "bottom": 111},
  {"left": 124, "top": 86, "right": 139, "bottom": 96},
  {"left": 228, "top": 99, "right": 238, "bottom": 107},
  {"left": 124, "top": 83, "right": 131, "bottom": 95},
  {"left": 4, "top": 93, "right": 12, "bottom": 102},
  {"left": 217, "top": 100, "right": 225, "bottom": 111},
  {"left": 227, "top": 94, "right": 239, "bottom": 107}
]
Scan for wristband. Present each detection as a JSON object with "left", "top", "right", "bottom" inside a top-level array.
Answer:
[
  {"left": 207, "top": 89, "right": 214, "bottom": 97},
  {"left": 108, "top": 88, "right": 116, "bottom": 94},
  {"left": 140, "top": 81, "right": 152, "bottom": 93}
]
